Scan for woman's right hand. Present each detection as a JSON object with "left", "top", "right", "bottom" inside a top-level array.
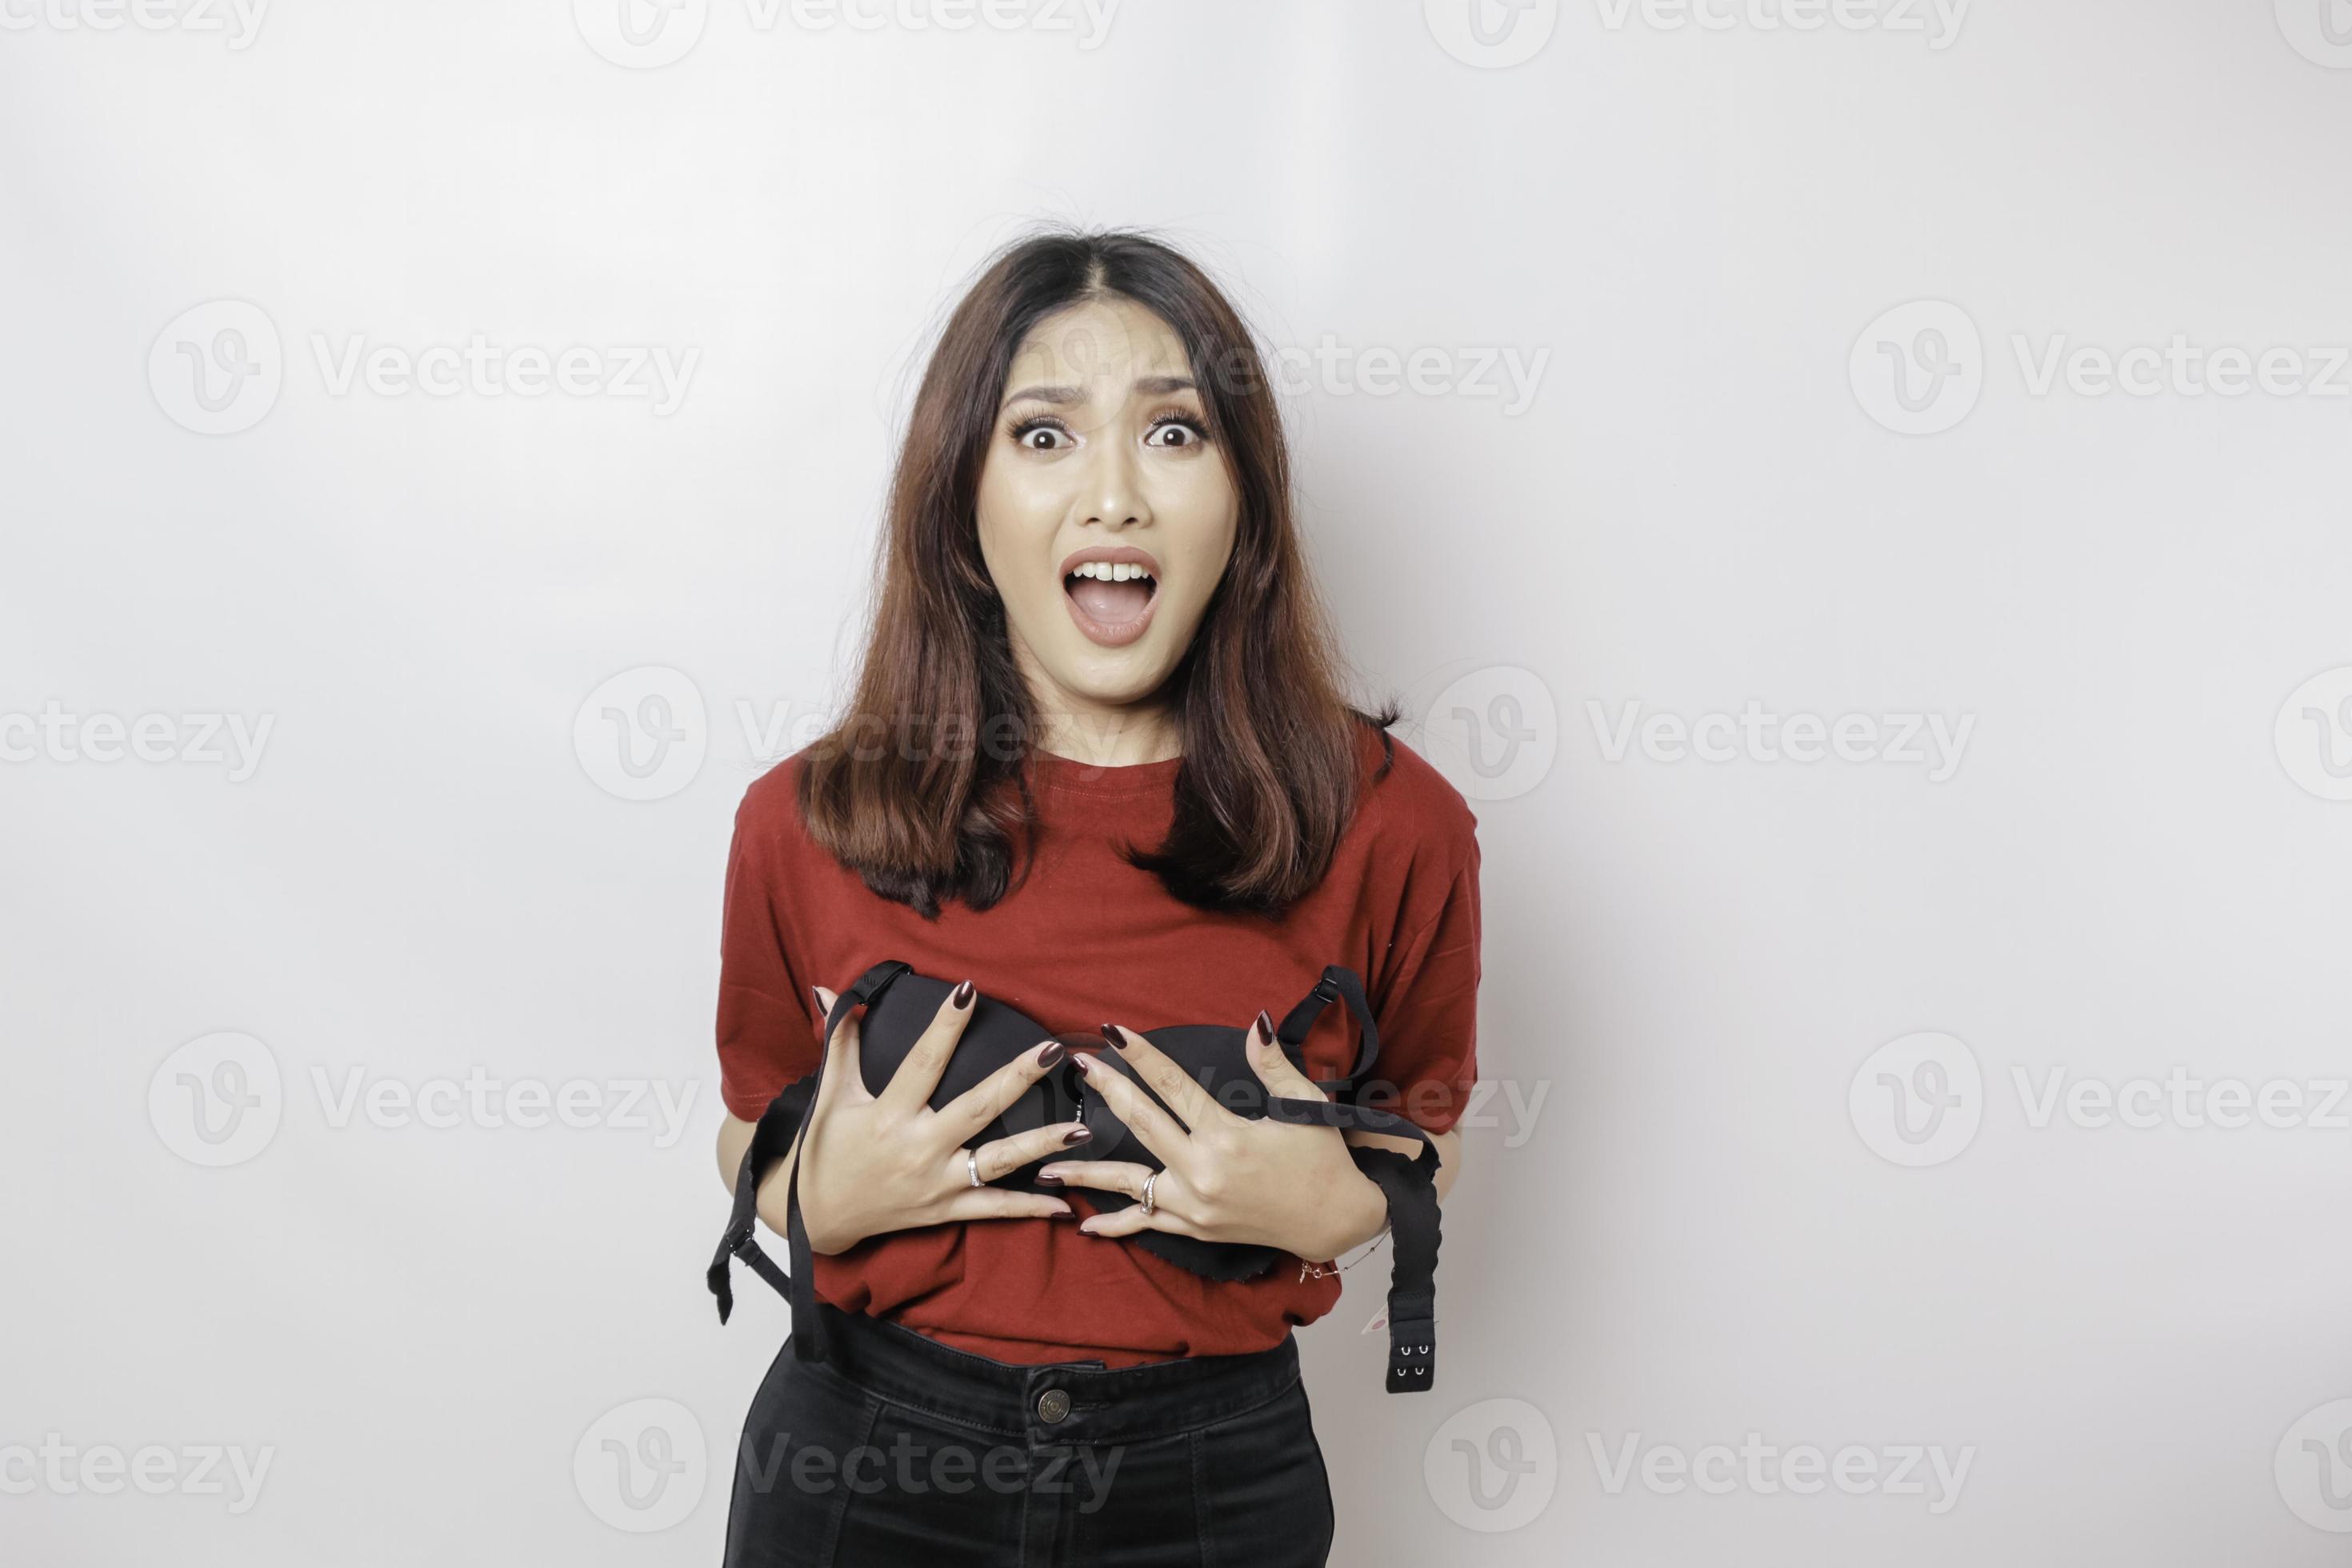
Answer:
[{"left": 792, "top": 979, "right": 1090, "bottom": 1255}]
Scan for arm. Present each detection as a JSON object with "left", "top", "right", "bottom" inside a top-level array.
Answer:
[
  {"left": 1347, "top": 1125, "right": 1462, "bottom": 1203},
  {"left": 1279, "top": 890, "right": 1486, "bottom": 1255},
  {"left": 1330, "top": 1125, "right": 1462, "bottom": 1250},
  {"left": 715, "top": 1110, "right": 803, "bottom": 1227},
  {"left": 1330, "top": 780, "right": 1481, "bottom": 1248}
]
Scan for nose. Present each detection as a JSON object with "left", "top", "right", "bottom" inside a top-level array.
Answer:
[{"left": 1078, "top": 434, "right": 1150, "bottom": 530}]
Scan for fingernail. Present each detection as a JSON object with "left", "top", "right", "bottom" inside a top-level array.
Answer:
[
  {"left": 1035, "top": 1173, "right": 1064, "bottom": 1186},
  {"left": 1062, "top": 1125, "right": 1092, "bottom": 1145},
  {"left": 810, "top": 986, "right": 826, "bottom": 1012},
  {"left": 952, "top": 978, "right": 974, "bottom": 1008},
  {"left": 1038, "top": 1041, "right": 1066, "bottom": 1068},
  {"left": 1100, "top": 1023, "right": 1122, "bottom": 1044},
  {"left": 1255, "top": 1009, "right": 1274, "bottom": 1042},
  {"left": 1079, "top": 1219, "right": 1100, "bottom": 1234},
  {"left": 1070, "top": 1051, "right": 1093, "bottom": 1074}
]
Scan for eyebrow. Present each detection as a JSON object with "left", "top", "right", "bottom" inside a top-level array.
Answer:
[{"left": 999, "top": 374, "right": 1198, "bottom": 410}]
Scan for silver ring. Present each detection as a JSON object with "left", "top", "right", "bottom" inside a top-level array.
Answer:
[
  {"left": 967, "top": 1148, "right": 982, "bottom": 1189},
  {"left": 1139, "top": 1170, "right": 1158, "bottom": 1216}
]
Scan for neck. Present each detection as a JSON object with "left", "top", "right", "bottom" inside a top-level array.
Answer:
[{"left": 1031, "top": 703, "right": 1180, "bottom": 767}]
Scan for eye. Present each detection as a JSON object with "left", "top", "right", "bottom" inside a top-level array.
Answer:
[
  {"left": 1144, "top": 408, "right": 1210, "bottom": 450},
  {"left": 1007, "top": 414, "right": 1072, "bottom": 452}
]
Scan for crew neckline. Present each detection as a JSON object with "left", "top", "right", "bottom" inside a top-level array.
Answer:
[{"left": 1027, "top": 749, "right": 1183, "bottom": 799}]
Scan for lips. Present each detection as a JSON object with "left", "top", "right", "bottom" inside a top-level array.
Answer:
[{"left": 1059, "top": 546, "right": 1161, "bottom": 649}]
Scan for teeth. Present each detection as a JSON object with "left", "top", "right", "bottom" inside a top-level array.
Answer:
[{"left": 1069, "top": 561, "right": 1155, "bottom": 583}]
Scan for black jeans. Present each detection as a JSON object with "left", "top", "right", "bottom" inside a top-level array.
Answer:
[{"left": 723, "top": 1302, "right": 1335, "bottom": 1566}]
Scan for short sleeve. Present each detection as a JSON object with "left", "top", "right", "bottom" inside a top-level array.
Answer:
[
  {"left": 715, "top": 788, "right": 820, "bottom": 1122},
  {"left": 1366, "top": 806, "right": 1482, "bottom": 1138}
]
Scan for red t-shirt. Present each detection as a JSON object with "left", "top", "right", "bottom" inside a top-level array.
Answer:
[{"left": 714, "top": 722, "right": 1481, "bottom": 1366}]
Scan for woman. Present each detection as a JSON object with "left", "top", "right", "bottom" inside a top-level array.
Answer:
[{"left": 711, "top": 228, "right": 1480, "bottom": 1566}]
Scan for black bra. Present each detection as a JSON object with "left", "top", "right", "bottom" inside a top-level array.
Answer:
[{"left": 708, "top": 960, "right": 1445, "bottom": 1392}]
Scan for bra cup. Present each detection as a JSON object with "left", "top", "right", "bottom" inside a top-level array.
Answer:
[
  {"left": 1078, "top": 1022, "right": 1330, "bottom": 1278},
  {"left": 1076, "top": 1025, "right": 1221, "bottom": 1165},
  {"left": 1077, "top": 1073, "right": 1143, "bottom": 1164},
  {"left": 1147, "top": 1025, "right": 1256, "bottom": 1118},
  {"left": 1080, "top": 1023, "right": 1321, "bottom": 1163},
  {"left": 964, "top": 996, "right": 1062, "bottom": 1141},
  {"left": 854, "top": 974, "right": 1063, "bottom": 1149}
]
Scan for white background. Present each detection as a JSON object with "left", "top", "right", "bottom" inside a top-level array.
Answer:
[{"left": 6, "top": 0, "right": 2352, "bottom": 1562}]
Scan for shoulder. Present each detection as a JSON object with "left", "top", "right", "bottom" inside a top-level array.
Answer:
[
  {"left": 1349, "top": 720, "right": 1479, "bottom": 873},
  {"left": 729, "top": 750, "right": 815, "bottom": 858}
]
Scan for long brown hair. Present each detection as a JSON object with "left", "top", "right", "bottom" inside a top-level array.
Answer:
[{"left": 798, "top": 226, "right": 1397, "bottom": 919}]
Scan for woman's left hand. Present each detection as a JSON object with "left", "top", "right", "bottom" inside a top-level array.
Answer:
[{"left": 1038, "top": 1010, "right": 1390, "bottom": 1263}]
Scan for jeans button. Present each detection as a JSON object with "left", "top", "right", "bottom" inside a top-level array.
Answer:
[{"left": 1036, "top": 1387, "right": 1071, "bottom": 1425}]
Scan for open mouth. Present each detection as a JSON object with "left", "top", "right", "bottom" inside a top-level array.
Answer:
[{"left": 1061, "top": 558, "right": 1160, "bottom": 647}]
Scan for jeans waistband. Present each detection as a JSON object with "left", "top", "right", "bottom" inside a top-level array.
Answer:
[{"left": 812, "top": 1302, "right": 1302, "bottom": 1447}]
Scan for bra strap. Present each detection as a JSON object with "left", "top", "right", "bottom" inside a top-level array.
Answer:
[
  {"left": 1270, "top": 965, "right": 1444, "bottom": 1391},
  {"left": 1274, "top": 965, "right": 1382, "bottom": 1088},
  {"left": 1351, "top": 1145, "right": 1441, "bottom": 1394},
  {"left": 1260, "top": 1094, "right": 1443, "bottom": 1393},
  {"left": 707, "top": 959, "right": 912, "bottom": 1368}
]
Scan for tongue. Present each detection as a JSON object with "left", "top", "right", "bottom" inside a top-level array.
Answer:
[{"left": 1069, "top": 576, "right": 1150, "bottom": 624}]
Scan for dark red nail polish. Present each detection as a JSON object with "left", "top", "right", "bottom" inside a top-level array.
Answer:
[
  {"left": 1062, "top": 1125, "right": 1092, "bottom": 1145},
  {"left": 1035, "top": 1173, "right": 1064, "bottom": 1186},
  {"left": 810, "top": 986, "right": 826, "bottom": 1012},
  {"left": 1070, "top": 1051, "right": 1093, "bottom": 1074},
  {"left": 1038, "top": 1042, "right": 1066, "bottom": 1068},
  {"left": 950, "top": 978, "right": 974, "bottom": 1008},
  {"left": 1100, "top": 1023, "right": 1122, "bottom": 1043},
  {"left": 1255, "top": 1009, "right": 1274, "bottom": 1042}
]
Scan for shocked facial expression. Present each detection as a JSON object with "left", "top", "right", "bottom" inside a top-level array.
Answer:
[{"left": 974, "top": 296, "right": 1241, "bottom": 727}]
